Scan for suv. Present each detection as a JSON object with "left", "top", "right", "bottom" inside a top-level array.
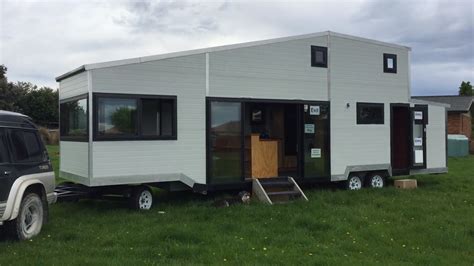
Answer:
[{"left": 0, "top": 111, "right": 56, "bottom": 240}]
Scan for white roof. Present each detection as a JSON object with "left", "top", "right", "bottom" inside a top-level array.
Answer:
[{"left": 56, "top": 31, "right": 412, "bottom": 81}]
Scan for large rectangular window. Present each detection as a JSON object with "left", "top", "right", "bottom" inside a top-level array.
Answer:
[
  {"left": 357, "top": 102, "right": 384, "bottom": 124},
  {"left": 94, "top": 93, "right": 177, "bottom": 141},
  {"left": 60, "top": 95, "right": 88, "bottom": 141}
]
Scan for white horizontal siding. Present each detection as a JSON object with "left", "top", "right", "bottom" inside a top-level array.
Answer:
[
  {"left": 59, "top": 71, "right": 88, "bottom": 100},
  {"left": 426, "top": 105, "right": 447, "bottom": 169},
  {"left": 60, "top": 141, "right": 89, "bottom": 178},
  {"left": 209, "top": 36, "right": 329, "bottom": 100},
  {"left": 329, "top": 35, "right": 410, "bottom": 175},
  {"left": 90, "top": 54, "right": 206, "bottom": 184}
]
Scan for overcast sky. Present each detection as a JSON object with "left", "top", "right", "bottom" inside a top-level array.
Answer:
[{"left": 1, "top": 0, "right": 472, "bottom": 95}]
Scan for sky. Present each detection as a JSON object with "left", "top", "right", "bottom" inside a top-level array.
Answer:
[{"left": 0, "top": 0, "right": 473, "bottom": 95}]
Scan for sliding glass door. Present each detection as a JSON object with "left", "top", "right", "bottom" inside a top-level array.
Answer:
[
  {"left": 301, "top": 103, "right": 330, "bottom": 179},
  {"left": 208, "top": 101, "right": 243, "bottom": 184}
]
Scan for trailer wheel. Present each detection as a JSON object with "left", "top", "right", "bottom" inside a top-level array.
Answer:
[
  {"left": 6, "top": 193, "right": 44, "bottom": 240},
  {"left": 368, "top": 173, "right": 385, "bottom": 188},
  {"left": 129, "top": 186, "right": 153, "bottom": 211},
  {"left": 346, "top": 175, "right": 363, "bottom": 190}
]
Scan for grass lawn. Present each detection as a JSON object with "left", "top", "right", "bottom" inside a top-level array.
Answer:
[{"left": 0, "top": 146, "right": 473, "bottom": 265}]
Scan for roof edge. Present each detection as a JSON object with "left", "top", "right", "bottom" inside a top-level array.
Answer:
[
  {"left": 55, "top": 65, "right": 86, "bottom": 82},
  {"left": 410, "top": 98, "right": 451, "bottom": 108},
  {"left": 56, "top": 30, "right": 412, "bottom": 80}
]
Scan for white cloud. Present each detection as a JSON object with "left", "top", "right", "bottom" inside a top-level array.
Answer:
[{"left": 0, "top": 0, "right": 472, "bottom": 95}]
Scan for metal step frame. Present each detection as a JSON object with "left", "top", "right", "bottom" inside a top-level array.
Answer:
[{"left": 252, "top": 176, "right": 308, "bottom": 205}]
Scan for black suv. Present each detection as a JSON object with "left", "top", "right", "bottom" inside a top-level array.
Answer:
[{"left": 0, "top": 111, "right": 56, "bottom": 240}]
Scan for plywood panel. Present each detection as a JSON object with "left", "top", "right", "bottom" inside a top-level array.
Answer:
[{"left": 251, "top": 134, "right": 278, "bottom": 178}]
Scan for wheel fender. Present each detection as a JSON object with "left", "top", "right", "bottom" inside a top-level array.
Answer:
[{"left": 2, "top": 177, "right": 46, "bottom": 221}]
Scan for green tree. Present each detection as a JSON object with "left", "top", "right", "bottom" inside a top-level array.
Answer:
[
  {"left": 459, "top": 81, "right": 473, "bottom": 96},
  {"left": 0, "top": 65, "right": 29, "bottom": 111},
  {"left": 0, "top": 65, "right": 59, "bottom": 126},
  {"left": 17, "top": 83, "right": 59, "bottom": 126}
]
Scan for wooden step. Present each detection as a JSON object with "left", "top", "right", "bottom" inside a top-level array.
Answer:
[
  {"left": 259, "top": 181, "right": 293, "bottom": 188},
  {"left": 267, "top": 190, "right": 301, "bottom": 197}
]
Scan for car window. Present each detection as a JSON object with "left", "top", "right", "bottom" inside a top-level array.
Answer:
[
  {"left": 0, "top": 129, "right": 9, "bottom": 164},
  {"left": 9, "top": 129, "right": 43, "bottom": 163}
]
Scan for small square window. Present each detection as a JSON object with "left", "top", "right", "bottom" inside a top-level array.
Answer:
[
  {"left": 311, "top": 46, "right": 327, "bottom": 68},
  {"left": 383, "top": 53, "right": 397, "bottom": 73}
]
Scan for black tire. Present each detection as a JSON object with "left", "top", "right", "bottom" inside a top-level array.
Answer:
[
  {"left": 367, "top": 173, "right": 386, "bottom": 188},
  {"left": 128, "top": 186, "right": 153, "bottom": 210},
  {"left": 345, "top": 174, "right": 364, "bottom": 190},
  {"left": 5, "top": 193, "right": 44, "bottom": 240}
]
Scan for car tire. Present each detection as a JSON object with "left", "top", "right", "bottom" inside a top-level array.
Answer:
[
  {"left": 6, "top": 193, "right": 44, "bottom": 240},
  {"left": 367, "top": 173, "right": 385, "bottom": 188},
  {"left": 345, "top": 174, "right": 363, "bottom": 190},
  {"left": 129, "top": 186, "right": 153, "bottom": 211}
]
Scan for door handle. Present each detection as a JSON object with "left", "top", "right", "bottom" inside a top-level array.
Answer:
[{"left": 4, "top": 171, "right": 11, "bottom": 176}]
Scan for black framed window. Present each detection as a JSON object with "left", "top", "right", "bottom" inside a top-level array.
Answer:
[
  {"left": 8, "top": 129, "right": 45, "bottom": 163},
  {"left": 94, "top": 93, "right": 177, "bottom": 141},
  {"left": 357, "top": 102, "right": 384, "bottom": 124},
  {"left": 383, "top": 53, "right": 397, "bottom": 73},
  {"left": 311, "top": 46, "right": 328, "bottom": 68},
  {"left": 60, "top": 95, "right": 88, "bottom": 141}
]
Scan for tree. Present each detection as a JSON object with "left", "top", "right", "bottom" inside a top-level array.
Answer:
[
  {"left": 0, "top": 65, "right": 59, "bottom": 126},
  {"left": 17, "top": 84, "right": 59, "bottom": 126},
  {"left": 459, "top": 81, "right": 473, "bottom": 96},
  {"left": 0, "top": 66, "right": 29, "bottom": 112}
]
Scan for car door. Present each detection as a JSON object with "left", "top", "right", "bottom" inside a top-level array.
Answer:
[{"left": 0, "top": 128, "right": 18, "bottom": 205}]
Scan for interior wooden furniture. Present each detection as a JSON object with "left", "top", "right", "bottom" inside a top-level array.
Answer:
[{"left": 250, "top": 133, "right": 279, "bottom": 178}]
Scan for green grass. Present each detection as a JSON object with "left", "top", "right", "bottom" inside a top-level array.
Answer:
[{"left": 0, "top": 146, "right": 473, "bottom": 265}]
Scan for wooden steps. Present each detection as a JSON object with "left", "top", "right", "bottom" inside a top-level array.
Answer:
[{"left": 252, "top": 177, "right": 308, "bottom": 205}]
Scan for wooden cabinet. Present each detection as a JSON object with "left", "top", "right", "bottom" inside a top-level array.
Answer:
[{"left": 250, "top": 134, "right": 278, "bottom": 178}]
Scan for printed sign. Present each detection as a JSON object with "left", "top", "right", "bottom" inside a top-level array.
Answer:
[
  {"left": 304, "top": 124, "right": 315, "bottom": 134},
  {"left": 310, "top": 105, "right": 320, "bottom": 115},
  {"left": 415, "top": 150, "right": 424, "bottom": 164},
  {"left": 304, "top": 105, "right": 308, "bottom": 112},
  {"left": 414, "top": 111, "right": 423, "bottom": 120},
  {"left": 414, "top": 137, "right": 423, "bottom": 146},
  {"left": 311, "top": 148, "right": 321, "bottom": 158}
]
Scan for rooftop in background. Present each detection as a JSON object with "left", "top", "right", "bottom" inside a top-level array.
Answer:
[{"left": 412, "top": 95, "right": 473, "bottom": 112}]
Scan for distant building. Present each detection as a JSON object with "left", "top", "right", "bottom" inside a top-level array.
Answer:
[{"left": 413, "top": 95, "right": 474, "bottom": 152}]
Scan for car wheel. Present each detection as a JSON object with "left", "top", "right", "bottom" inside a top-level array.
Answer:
[
  {"left": 346, "top": 175, "right": 363, "bottom": 190},
  {"left": 129, "top": 186, "right": 153, "bottom": 210},
  {"left": 6, "top": 193, "right": 44, "bottom": 240},
  {"left": 368, "top": 173, "right": 385, "bottom": 188}
]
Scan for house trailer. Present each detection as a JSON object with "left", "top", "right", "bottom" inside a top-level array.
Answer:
[{"left": 56, "top": 31, "right": 448, "bottom": 204}]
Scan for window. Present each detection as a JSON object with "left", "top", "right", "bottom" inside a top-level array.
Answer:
[
  {"left": 357, "top": 103, "right": 384, "bottom": 124},
  {"left": 209, "top": 101, "right": 242, "bottom": 184},
  {"left": 97, "top": 97, "right": 137, "bottom": 136},
  {"left": 311, "top": 46, "right": 328, "bottom": 68},
  {"left": 9, "top": 130, "right": 44, "bottom": 163},
  {"left": 0, "top": 129, "right": 9, "bottom": 164},
  {"left": 383, "top": 53, "right": 397, "bottom": 73},
  {"left": 141, "top": 98, "right": 175, "bottom": 137},
  {"left": 60, "top": 96, "right": 88, "bottom": 141},
  {"left": 94, "top": 94, "right": 177, "bottom": 140}
]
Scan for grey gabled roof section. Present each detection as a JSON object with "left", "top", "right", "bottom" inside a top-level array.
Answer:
[
  {"left": 56, "top": 31, "right": 412, "bottom": 82},
  {"left": 412, "top": 96, "right": 473, "bottom": 112}
]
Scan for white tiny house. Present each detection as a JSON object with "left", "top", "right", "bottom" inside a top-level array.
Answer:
[{"left": 56, "top": 31, "right": 448, "bottom": 197}]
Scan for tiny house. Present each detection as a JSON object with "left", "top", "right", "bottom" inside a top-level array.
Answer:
[{"left": 56, "top": 31, "right": 448, "bottom": 199}]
